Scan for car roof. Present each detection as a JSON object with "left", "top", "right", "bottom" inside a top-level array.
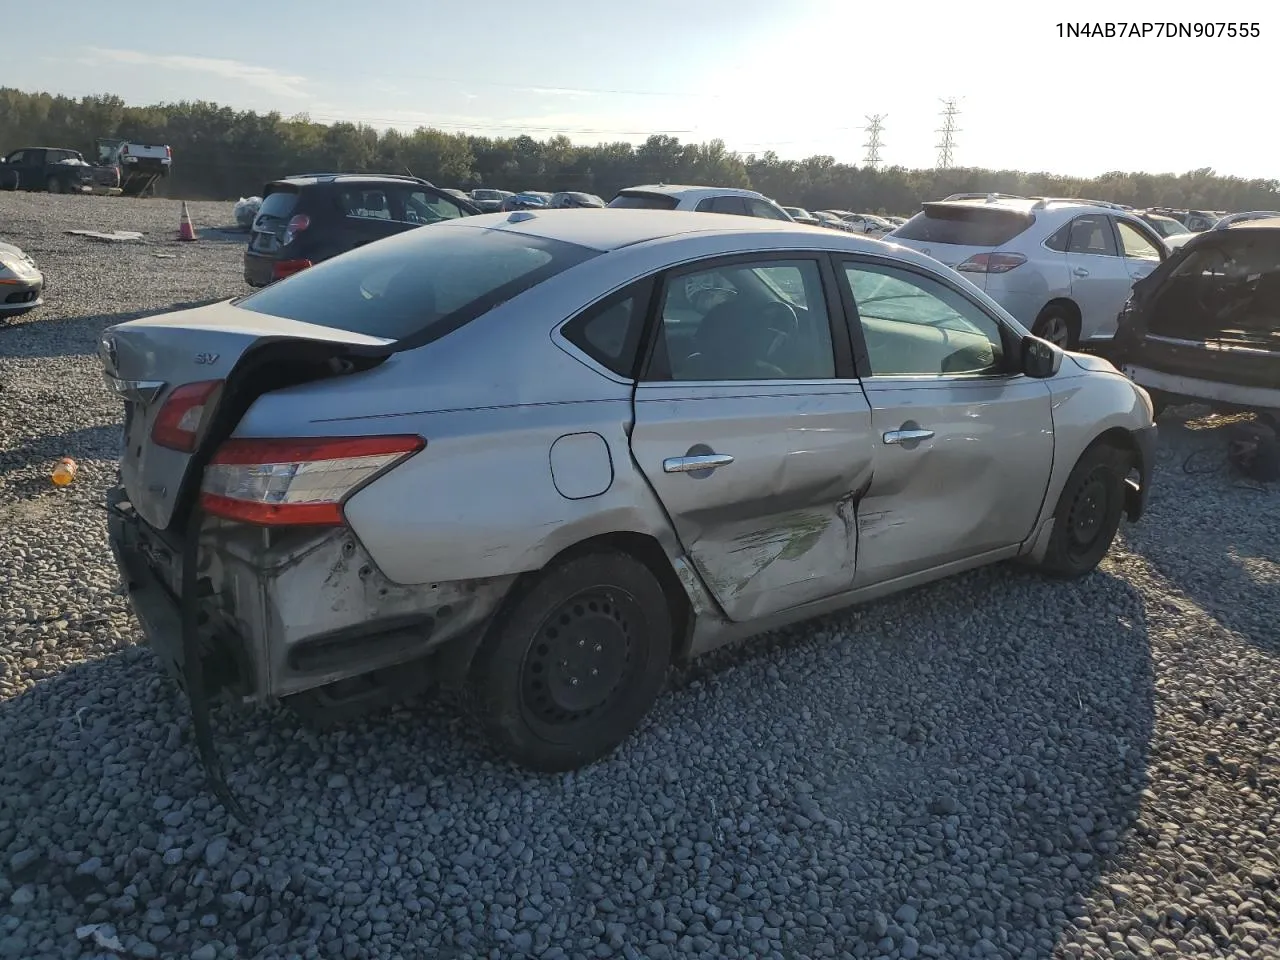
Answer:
[
  {"left": 1223, "top": 216, "right": 1280, "bottom": 230},
  {"left": 617, "top": 183, "right": 768, "bottom": 201},
  {"left": 271, "top": 174, "right": 435, "bottom": 188},
  {"left": 430, "top": 207, "right": 923, "bottom": 256}
]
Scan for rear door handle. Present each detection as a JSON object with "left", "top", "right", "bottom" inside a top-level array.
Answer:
[
  {"left": 883, "top": 428, "right": 934, "bottom": 445},
  {"left": 663, "top": 454, "right": 734, "bottom": 473},
  {"left": 1072, "top": 267, "right": 1090, "bottom": 278}
]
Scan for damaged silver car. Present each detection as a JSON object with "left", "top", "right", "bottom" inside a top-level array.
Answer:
[{"left": 102, "top": 209, "right": 1158, "bottom": 777}]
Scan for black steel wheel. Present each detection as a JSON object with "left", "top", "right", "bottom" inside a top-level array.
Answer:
[
  {"left": 1039, "top": 442, "right": 1131, "bottom": 579},
  {"left": 468, "top": 551, "right": 673, "bottom": 771}
]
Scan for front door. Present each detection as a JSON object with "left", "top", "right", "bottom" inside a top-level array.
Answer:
[
  {"left": 837, "top": 258, "right": 1055, "bottom": 586},
  {"left": 1062, "top": 214, "right": 1135, "bottom": 342},
  {"left": 1114, "top": 217, "right": 1165, "bottom": 286},
  {"left": 629, "top": 255, "right": 874, "bottom": 622}
]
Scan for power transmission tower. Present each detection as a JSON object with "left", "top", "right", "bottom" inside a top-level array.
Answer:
[
  {"left": 936, "top": 98, "right": 961, "bottom": 169},
  {"left": 862, "top": 114, "right": 886, "bottom": 167}
]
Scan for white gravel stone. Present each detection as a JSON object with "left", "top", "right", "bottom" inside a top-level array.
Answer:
[{"left": 2, "top": 191, "right": 1279, "bottom": 959}]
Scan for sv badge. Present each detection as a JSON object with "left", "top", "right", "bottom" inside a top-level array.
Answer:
[{"left": 194, "top": 352, "right": 220, "bottom": 366}]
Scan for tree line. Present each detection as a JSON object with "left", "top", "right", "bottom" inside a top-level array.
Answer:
[{"left": 3, "top": 87, "right": 1277, "bottom": 213}]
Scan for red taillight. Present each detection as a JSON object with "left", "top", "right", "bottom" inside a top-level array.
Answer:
[
  {"left": 151, "top": 380, "right": 223, "bottom": 452},
  {"left": 281, "top": 214, "right": 311, "bottom": 246},
  {"left": 199, "top": 435, "right": 425, "bottom": 527},
  {"left": 957, "top": 252, "right": 1027, "bottom": 274},
  {"left": 165, "top": 145, "right": 172, "bottom": 159},
  {"left": 271, "top": 258, "right": 313, "bottom": 281}
]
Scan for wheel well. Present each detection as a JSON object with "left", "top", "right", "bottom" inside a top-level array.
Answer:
[
  {"left": 547, "top": 532, "right": 696, "bottom": 662},
  {"left": 1037, "top": 298, "right": 1081, "bottom": 337}
]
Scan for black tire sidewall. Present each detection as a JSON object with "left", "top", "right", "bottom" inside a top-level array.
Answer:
[
  {"left": 472, "top": 552, "right": 672, "bottom": 771},
  {"left": 1032, "top": 306, "right": 1078, "bottom": 350},
  {"left": 1042, "top": 444, "right": 1130, "bottom": 578}
]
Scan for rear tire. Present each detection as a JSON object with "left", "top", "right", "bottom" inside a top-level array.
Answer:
[
  {"left": 467, "top": 551, "right": 672, "bottom": 772},
  {"left": 1038, "top": 442, "right": 1132, "bottom": 579},
  {"left": 1032, "top": 305, "right": 1079, "bottom": 350}
]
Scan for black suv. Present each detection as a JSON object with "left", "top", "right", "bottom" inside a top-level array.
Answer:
[{"left": 243, "top": 174, "right": 481, "bottom": 287}]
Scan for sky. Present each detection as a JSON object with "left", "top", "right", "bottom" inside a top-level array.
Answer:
[{"left": 8, "top": 0, "right": 1275, "bottom": 179}]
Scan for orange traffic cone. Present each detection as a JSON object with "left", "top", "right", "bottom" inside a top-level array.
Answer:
[{"left": 177, "top": 201, "right": 199, "bottom": 241}]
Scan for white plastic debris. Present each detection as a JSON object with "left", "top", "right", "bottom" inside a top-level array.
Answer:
[
  {"left": 234, "top": 196, "right": 262, "bottom": 229},
  {"left": 75, "top": 923, "right": 124, "bottom": 951}
]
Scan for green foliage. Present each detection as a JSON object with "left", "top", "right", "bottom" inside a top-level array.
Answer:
[{"left": 3, "top": 86, "right": 1276, "bottom": 210}]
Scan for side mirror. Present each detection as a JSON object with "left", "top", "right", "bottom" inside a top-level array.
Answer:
[{"left": 1021, "top": 335, "right": 1063, "bottom": 379}]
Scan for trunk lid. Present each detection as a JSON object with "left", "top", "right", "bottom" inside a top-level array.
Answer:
[{"left": 100, "top": 299, "right": 392, "bottom": 531}]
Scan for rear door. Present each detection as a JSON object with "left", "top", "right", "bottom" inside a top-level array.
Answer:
[
  {"left": 335, "top": 186, "right": 403, "bottom": 249},
  {"left": 19, "top": 149, "right": 45, "bottom": 190},
  {"left": 1114, "top": 217, "right": 1165, "bottom": 285},
  {"left": 1061, "top": 214, "right": 1134, "bottom": 342},
  {"left": 836, "top": 257, "right": 1054, "bottom": 586},
  {"left": 629, "top": 253, "right": 873, "bottom": 622}
]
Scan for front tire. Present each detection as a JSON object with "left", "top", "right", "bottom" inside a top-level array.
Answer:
[
  {"left": 468, "top": 552, "right": 672, "bottom": 772},
  {"left": 1039, "top": 442, "right": 1132, "bottom": 579}
]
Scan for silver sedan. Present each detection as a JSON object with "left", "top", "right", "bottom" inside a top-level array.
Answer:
[{"left": 101, "top": 209, "right": 1157, "bottom": 774}]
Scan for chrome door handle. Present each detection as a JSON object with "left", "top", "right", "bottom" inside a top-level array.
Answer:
[
  {"left": 883, "top": 428, "right": 934, "bottom": 444},
  {"left": 663, "top": 454, "right": 734, "bottom": 473},
  {"left": 1072, "top": 267, "right": 1090, "bottom": 278}
]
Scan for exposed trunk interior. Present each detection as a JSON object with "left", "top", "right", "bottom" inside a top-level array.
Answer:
[{"left": 1147, "top": 234, "right": 1280, "bottom": 354}]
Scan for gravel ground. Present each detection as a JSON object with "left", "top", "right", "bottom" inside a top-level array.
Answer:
[{"left": 2, "top": 191, "right": 1279, "bottom": 960}]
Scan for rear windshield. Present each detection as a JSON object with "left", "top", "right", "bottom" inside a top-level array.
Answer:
[
  {"left": 472, "top": 190, "right": 502, "bottom": 200},
  {"left": 256, "top": 189, "right": 300, "bottom": 222},
  {"left": 893, "top": 204, "right": 1034, "bottom": 246},
  {"left": 235, "top": 226, "right": 599, "bottom": 344},
  {"left": 608, "top": 191, "right": 679, "bottom": 211}
]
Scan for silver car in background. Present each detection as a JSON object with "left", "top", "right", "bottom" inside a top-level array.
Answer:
[
  {"left": 886, "top": 196, "right": 1169, "bottom": 348},
  {"left": 101, "top": 209, "right": 1157, "bottom": 774}
]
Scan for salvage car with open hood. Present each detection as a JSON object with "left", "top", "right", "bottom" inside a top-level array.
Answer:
[
  {"left": 100, "top": 208, "right": 1157, "bottom": 807},
  {"left": 1104, "top": 217, "right": 1280, "bottom": 420}
]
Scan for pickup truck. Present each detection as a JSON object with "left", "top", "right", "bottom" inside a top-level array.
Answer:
[
  {"left": 0, "top": 147, "right": 120, "bottom": 194},
  {"left": 97, "top": 138, "right": 172, "bottom": 197}
]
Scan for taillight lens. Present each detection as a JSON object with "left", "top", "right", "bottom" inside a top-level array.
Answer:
[
  {"left": 957, "top": 252, "right": 1027, "bottom": 274},
  {"left": 281, "top": 214, "right": 311, "bottom": 246},
  {"left": 165, "top": 146, "right": 172, "bottom": 159},
  {"left": 199, "top": 436, "right": 425, "bottom": 527},
  {"left": 151, "top": 380, "right": 223, "bottom": 452},
  {"left": 271, "top": 258, "right": 313, "bottom": 281}
]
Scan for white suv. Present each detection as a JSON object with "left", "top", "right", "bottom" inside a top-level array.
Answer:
[
  {"left": 608, "top": 184, "right": 794, "bottom": 221},
  {"left": 885, "top": 195, "right": 1167, "bottom": 348}
]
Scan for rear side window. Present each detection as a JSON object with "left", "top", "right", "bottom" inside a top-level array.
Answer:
[
  {"left": 236, "top": 226, "right": 599, "bottom": 344},
  {"left": 608, "top": 191, "right": 678, "bottom": 210},
  {"left": 561, "top": 281, "right": 653, "bottom": 377},
  {"left": 340, "top": 189, "right": 392, "bottom": 220},
  {"left": 893, "top": 205, "right": 1034, "bottom": 246}
]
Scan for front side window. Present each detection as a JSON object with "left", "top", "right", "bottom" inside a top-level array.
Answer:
[
  {"left": 843, "top": 262, "right": 1006, "bottom": 377},
  {"left": 747, "top": 199, "right": 791, "bottom": 220},
  {"left": 651, "top": 259, "right": 835, "bottom": 381},
  {"left": 1066, "top": 215, "right": 1119, "bottom": 256},
  {"left": 1116, "top": 220, "right": 1162, "bottom": 261},
  {"left": 401, "top": 189, "right": 466, "bottom": 225}
]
